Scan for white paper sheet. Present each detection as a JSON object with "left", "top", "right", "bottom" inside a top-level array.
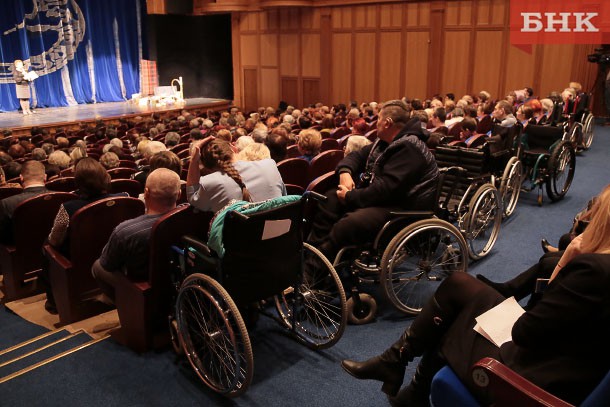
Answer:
[
  {"left": 473, "top": 296, "right": 525, "bottom": 347},
  {"left": 261, "top": 219, "right": 291, "bottom": 240}
]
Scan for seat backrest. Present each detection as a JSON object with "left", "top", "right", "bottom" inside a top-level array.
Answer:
[
  {"left": 522, "top": 124, "right": 563, "bottom": 151},
  {"left": 12, "top": 192, "right": 77, "bottom": 271},
  {"left": 68, "top": 197, "right": 145, "bottom": 291},
  {"left": 308, "top": 149, "right": 344, "bottom": 184},
  {"left": 277, "top": 158, "right": 309, "bottom": 188},
  {"left": 320, "top": 138, "right": 339, "bottom": 152},
  {"left": 148, "top": 205, "right": 212, "bottom": 305},
  {"left": 221, "top": 198, "right": 304, "bottom": 305},
  {"left": 110, "top": 178, "right": 143, "bottom": 197},
  {"left": 170, "top": 143, "right": 190, "bottom": 154},
  {"left": 107, "top": 167, "right": 137, "bottom": 180},
  {"left": 286, "top": 144, "right": 300, "bottom": 158},
  {"left": 330, "top": 127, "right": 350, "bottom": 140},
  {"left": 46, "top": 176, "right": 77, "bottom": 192},
  {"left": 117, "top": 160, "right": 138, "bottom": 169},
  {"left": 365, "top": 129, "right": 378, "bottom": 141}
]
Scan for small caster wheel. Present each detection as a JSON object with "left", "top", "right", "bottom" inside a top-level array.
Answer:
[{"left": 347, "top": 293, "right": 377, "bottom": 325}]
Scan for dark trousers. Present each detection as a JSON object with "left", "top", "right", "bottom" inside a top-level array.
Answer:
[
  {"left": 307, "top": 189, "right": 396, "bottom": 260},
  {"left": 91, "top": 259, "right": 118, "bottom": 302},
  {"left": 500, "top": 251, "right": 562, "bottom": 302}
]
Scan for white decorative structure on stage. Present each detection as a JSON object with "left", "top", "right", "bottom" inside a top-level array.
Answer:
[{"left": 132, "top": 76, "right": 185, "bottom": 107}]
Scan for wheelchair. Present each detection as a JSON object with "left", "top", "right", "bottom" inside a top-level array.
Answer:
[
  {"left": 327, "top": 167, "right": 490, "bottom": 323},
  {"left": 561, "top": 93, "right": 595, "bottom": 151},
  {"left": 517, "top": 124, "right": 576, "bottom": 205},
  {"left": 167, "top": 194, "right": 347, "bottom": 397}
]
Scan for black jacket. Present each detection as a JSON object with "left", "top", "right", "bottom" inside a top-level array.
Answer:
[
  {"left": 0, "top": 186, "right": 49, "bottom": 245},
  {"left": 336, "top": 122, "right": 438, "bottom": 210}
]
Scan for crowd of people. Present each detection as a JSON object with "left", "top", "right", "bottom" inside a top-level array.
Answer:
[{"left": 0, "top": 81, "right": 606, "bottom": 406}]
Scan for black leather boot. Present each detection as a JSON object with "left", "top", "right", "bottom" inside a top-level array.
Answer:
[
  {"left": 341, "top": 297, "right": 450, "bottom": 397},
  {"left": 388, "top": 351, "right": 447, "bottom": 407}
]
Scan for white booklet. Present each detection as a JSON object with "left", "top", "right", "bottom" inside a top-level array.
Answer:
[
  {"left": 473, "top": 296, "right": 525, "bottom": 347},
  {"left": 23, "top": 71, "right": 38, "bottom": 81}
]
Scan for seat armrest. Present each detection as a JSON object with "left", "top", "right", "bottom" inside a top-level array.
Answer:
[
  {"left": 472, "top": 358, "right": 573, "bottom": 407},
  {"left": 43, "top": 243, "right": 73, "bottom": 270}
]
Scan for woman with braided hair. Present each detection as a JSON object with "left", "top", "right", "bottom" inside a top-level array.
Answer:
[{"left": 186, "top": 136, "right": 286, "bottom": 213}]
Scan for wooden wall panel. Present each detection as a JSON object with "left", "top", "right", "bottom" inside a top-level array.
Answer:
[
  {"left": 240, "top": 34, "right": 259, "bottom": 66},
  {"left": 353, "top": 32, "right": 376, "bottom": 103},
  {"left": 380, "top": 4, "right": 403, "bottom": 28},
  {"left": 379, "top": 31, "right": 402, "bottom": 102},
  {"left": 539, "top": 45, "right": 575, "bottom": 98},
  {"left": 230, "top": 2, "right": 598, "bottom": 112},
  {"left": 279, "top": 34, "right": 299, "bottom": 76},
  {"left": 281, "top": 77, "right": 299, "bottom": 107},
  {"left": 504, "top": 45, "right": 536, "bottom": 98},
  {"left": 472, "top": 30, "right": 503, "bottom": 98},
  {"left": 354, "top": 5, "right": 376, "bottom": 29},
  {"left": 331, "top": 32, "right": 352, "bottom": 103},
  {"left": 301, "top": 34, "right": 321, "bottom": 77},
  {"left": 260, "top": 34, "right": 278, "bottom": 66},
  {"left": 261, "top": 68, "right": 280, "bottom": 107},
  {"left": 303, "top": 79, "right": 321, "bottom": 107},
  {"left": 404, "top": 31, "right": 429, "bottom": 100},
  {"left": 441, "top": 31, "right": 471, "bottom": 98}
]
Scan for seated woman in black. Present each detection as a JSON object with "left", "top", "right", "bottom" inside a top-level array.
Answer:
[
  {"left": 47, "top": 158, "right": 127, "bottom": 255},
  {"left": 342, "top": 184, "right": 610, "bottom": 406}
]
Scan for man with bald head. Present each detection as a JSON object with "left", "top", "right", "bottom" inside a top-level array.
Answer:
[
  {"left": 0, "top": 160, "right": 48, "bottom": 244},
  {"left": 92, "top": 168, "right": 181, "bottom": 301}
]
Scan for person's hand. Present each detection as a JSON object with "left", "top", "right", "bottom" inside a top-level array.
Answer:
[
  {"left": 336, "top": 184, "right": 350, "bottom": 204},
  {"left": 191, "top": 136, "right": 214, "bottom": 158},
  {"left": 339, "top": 172, "right": 355, "bottom": 191}
]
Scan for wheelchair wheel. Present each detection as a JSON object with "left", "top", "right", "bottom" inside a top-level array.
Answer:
[
  {"left": 582, "top": 113, "right": 594, "bottom": 149},
  {"left": 499, "top": 156, "right": 522, "bottom": 218},
  {"left": 176, "top": 273, "right": 253, "bottom": 397},
  {"left": 466, "top": 183, "right": 502, "bottom": 260},
  {"left": 346, "top": 293, "right": 377, "bottom": 325},
  {"left": 380, "top": 218, "right": 468, "bottom": 315},
  {"left": 274, "top": 243, "right": 347, "bottom": 349},
  {"left": 546, "top": 141, "right": 576, "bottom": 202}
]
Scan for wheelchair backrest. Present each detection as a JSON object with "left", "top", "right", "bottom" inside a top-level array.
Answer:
[
  {"left": 434, "top": 145, "right": 488, "bottom": 208},
  {"left": 521, "top": 124, "right": 563, "bottom": 151},
  {"left": 221, "top": 198, "right": 305, "bottom": 305}
]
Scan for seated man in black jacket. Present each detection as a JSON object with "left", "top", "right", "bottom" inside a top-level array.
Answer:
[
  {"left": 308, "top": 99, "right": 438, "bottom": 262},
  {"left": 0, "top": 161, "right": 48, "bottom": 245}
]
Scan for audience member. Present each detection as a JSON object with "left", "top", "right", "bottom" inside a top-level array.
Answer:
[
  {"left": 297, "top": 129, "right": 322, "bottom": 162},
  {"left": 100, "top": 152, "right": 120, "bottom": 170}
]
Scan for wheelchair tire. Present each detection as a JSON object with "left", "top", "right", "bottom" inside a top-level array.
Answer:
[
  {"left": 274, "top": 243, "right": 347, "bottom": 349},
  {"left": 380, "top": 218, "right": 468, "bottom": 315},
  {"left": 466, "top": 183, "right": 502, "bottom": 260},
  {"left": 499, "top": 156, "right": 522, "bottom": 218},
  {"left": 176, "top": 273, "right": 253, "bottom": 397},
  {"left": 346, "top": 293, "right": 377, "bottom": 325},
  {"left": 582, "top": 113, "right": 594, "bottom": 149},
  {"left": 546, "top": 141, "right": 576, "bottom": 202},
  {"left": 169, "top": 317, "right": 183, "bottom": 356}
]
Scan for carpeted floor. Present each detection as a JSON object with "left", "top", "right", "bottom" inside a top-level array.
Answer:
[{"left": 0, "top": 125, "right": 608, "bottom": 406}]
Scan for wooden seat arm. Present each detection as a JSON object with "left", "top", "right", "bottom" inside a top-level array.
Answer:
[
  {"left": 472, "top": 358, "right": 574, "bottom": 407},
  {"left": 43, "top": 244, "right": 73, "bottom": 270}
]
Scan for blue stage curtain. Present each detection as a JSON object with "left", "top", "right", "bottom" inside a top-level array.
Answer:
[{"left": 0, "top": 0, "right": 145, "bottom": 113}]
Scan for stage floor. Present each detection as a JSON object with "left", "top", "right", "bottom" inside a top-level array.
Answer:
[{"left": 0, "top": 97, "right": 230, "bottom": 130}]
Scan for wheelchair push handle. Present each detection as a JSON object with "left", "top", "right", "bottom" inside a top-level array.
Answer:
[
  {"left": 439, "top": 166, "right": 468, "bottom": 175},
  {"left": 303, "top": 190, "right": 327, "bottom": 202}
]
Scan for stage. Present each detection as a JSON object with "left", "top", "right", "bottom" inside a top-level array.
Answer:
[{"left": 0, "top": 97, "right": 232, "bottom": 136}]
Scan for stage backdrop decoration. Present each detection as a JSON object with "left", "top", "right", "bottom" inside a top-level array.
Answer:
[{"left": 0, "top": 0, "right": 145, "bottom": 113}]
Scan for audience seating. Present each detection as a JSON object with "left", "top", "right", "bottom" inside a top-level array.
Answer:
[
  {"left": 110, "top": 179, "right": 143, "bottom": 197},
  {"left": 286, "top": 144, "right": 300, "bottom": 158},
  {"left": 43, "top": 196, "right": 145, "bottom": 325},
  {"left": 307, "top": 149, "right": 344, "bottom": 184},
  {"left": 107, "top": 167, "right": 137, "bottom": 180},
  {"left": 117, "top": 160, "right": 138, "bottom": 169},
  {"left": 46, "top": 176, "right": 77, "bottom": 192},
  {"left": 365, "top": 129, "right": 377, "bottom": 141},
  {"left": 331, "top": 127, "right": 350, "bottom": 140},
  {"left": 285, "top": 184, "right": 305, "bottom": 195},
  {"left": 169, "top": 143, "right": 189, "bottom": 155},
  {"left": 0, "top": 192, "right": 76, "bottom": 301},
  {"left": 277, "top": 158, "right": 309, "bottom": 189},
  {"left": 110, "top": 205, "right": 213, "bottom": 353},
  {"left": 320, "top": 138, "right": 340, "bottom": 152},
  {"left": 430, "top": 358, "right": 610, "bottom": 407},
  {"left": 59, "top": 167, "right": 75, "bottom": 177}
]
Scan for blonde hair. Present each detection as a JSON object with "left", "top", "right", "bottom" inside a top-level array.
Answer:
[
  {"left": 237, "top": 143, "right": 271, "bottom": 161},
  {"left": 48, "top": 150, "right": 71, "bottom": 169},
  {"left": 580, "top": 185, "right": 610, "bottom": 254},
  {"left": 569, "top": 82, "right": 582, "bottom": 93},
  {"left": 297, "top": 129, "right": 322, "bottom": 155}
]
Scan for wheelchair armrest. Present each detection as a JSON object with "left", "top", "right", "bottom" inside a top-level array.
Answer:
[
  {"left": 181, "top": 235, "right": 216, "bottom": 258},
  {"left": 304, "top": 190, "right": 327, "bottom": 202},
  {"left": 471, "top": 358, "right": 573, "bottom": 407},
  {"left": 389, "top": 211, "right": 435, "bottom": 218}
]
